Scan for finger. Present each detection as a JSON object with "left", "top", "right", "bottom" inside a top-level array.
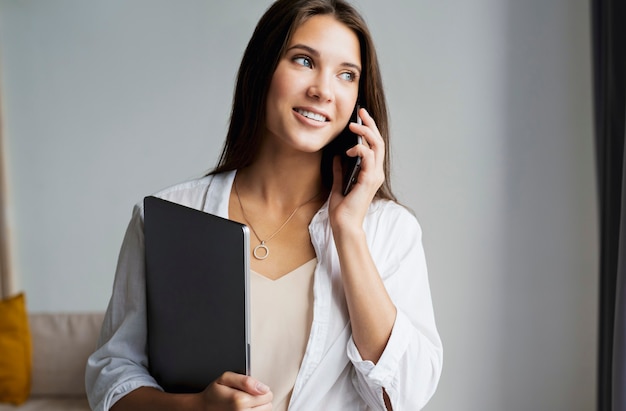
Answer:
[
  {"left": 346, "top": 136, "right": 377, "bottom": 167},
  {"left": 349, "top": 112, "right": 383, "bottom": 151},
  {"left": 358, "top": 107, "right": 376, "bottom": 129},
  {"left": 217, "top": 372, "right": 270, "bottom": 396},
  {"left": 348, "top": 145, "right": 376, "bottom": 176}
]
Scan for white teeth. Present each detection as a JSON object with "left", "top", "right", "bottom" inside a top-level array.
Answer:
[{"left": 296, "top": 109, "right": 327, "bottom": 122}]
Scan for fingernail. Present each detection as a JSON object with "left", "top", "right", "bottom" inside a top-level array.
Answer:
[{"left": 256, "top": 382, "right": 269, "bottom": 393}]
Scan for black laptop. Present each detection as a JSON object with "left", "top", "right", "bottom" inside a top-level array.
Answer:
[{"left": 143, "top": 196, "right": 250, "bottom": 393}]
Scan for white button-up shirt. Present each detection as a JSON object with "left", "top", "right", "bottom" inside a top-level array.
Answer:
[{"left": 85, "top": 171, "right": 443, "bottom": 410}]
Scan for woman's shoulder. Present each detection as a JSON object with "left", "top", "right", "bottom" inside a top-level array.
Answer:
[
  {"left": 367, "top": 198, "right": 423, "bottom": 235},
  {"left": 135, "top": 171, "right": 234, "bottom": 212},
  {"left": 370, "top": 198, "right": 418, "bottom": 221},
  {"left": 152, "top": 174, "right": 214, "bottom": 199}
]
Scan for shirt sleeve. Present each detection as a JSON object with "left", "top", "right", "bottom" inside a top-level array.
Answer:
[
  {"left": 346, "top": 203, "right": 443, "bottom": 410},
  {"left": 85, "top": 204, "right": 163, "bottom": 411}
]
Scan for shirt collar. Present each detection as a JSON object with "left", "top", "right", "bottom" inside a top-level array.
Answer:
[{"left": 203, "top": 170, "right": 236, "bottom": 218}]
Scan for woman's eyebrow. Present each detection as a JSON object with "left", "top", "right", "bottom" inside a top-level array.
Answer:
[
  {"left": 286, "top": 43, "right": 362, "bottom": 73},
  {"left": 287, "top": 43, "right": 319, "bottom": 56}
]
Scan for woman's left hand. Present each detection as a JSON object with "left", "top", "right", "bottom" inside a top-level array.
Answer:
[{"left": 328, "top": 107, "right": 385, "bottom": 231}]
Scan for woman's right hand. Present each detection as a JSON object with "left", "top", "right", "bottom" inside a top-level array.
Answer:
[
  {"left": 111, "top": 372, "right": 272, "bottom": 411},
  {"left": 200, "top": 372, "right": 273, "bottom": 411}
]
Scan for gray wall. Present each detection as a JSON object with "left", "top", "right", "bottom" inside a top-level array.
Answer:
[{"left": 0, "top": 1, "right": 597, "bottom": 410}]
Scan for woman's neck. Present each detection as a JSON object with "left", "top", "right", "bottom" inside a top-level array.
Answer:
[{"left": 236, "top": 154, "right": 326, "bottom": 210}]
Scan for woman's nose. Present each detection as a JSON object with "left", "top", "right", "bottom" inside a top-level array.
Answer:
[{"left": 307, "top": 72, "right": 334, "bottom": 102}]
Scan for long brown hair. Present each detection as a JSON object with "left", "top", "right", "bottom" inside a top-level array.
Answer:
[{"left": 209, "top": 0, "right": 395, "bottom": 201}]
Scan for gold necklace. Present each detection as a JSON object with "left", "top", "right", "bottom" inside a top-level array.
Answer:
[{"left": 234, "top": 179, "right": 320, "bottom": 260}]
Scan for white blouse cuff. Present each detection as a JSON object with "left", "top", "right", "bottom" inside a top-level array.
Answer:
[{"left": 346, "top": 309, "right": 411, "bottom": 387}]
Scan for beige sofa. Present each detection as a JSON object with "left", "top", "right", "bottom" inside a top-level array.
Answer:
[{"left": 0, "top": 312, "right": 104, "bottom": 411}]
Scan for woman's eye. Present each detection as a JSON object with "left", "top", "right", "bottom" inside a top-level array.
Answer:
[
  {"left": 339, "top": 71, "right": 357, "bottom": 82},
  {"left": 293, "top": 56, "right": 312, "bottom": 68}
]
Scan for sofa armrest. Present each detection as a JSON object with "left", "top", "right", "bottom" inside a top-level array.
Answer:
[{"left": 28, "top": 312, "right": 104, "bottom": 397}]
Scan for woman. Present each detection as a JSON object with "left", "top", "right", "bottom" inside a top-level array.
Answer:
[{"left": 86, "top": 0, "right": 443, "bottom": 410}]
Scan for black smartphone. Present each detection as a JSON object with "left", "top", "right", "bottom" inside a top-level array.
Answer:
[{"left": 340, "top": 104, "right": 363, "bottom": 195}]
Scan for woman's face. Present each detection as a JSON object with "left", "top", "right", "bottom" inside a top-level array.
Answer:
[{"left": 264, "top": 14, "right": 361, "bottom": 155}]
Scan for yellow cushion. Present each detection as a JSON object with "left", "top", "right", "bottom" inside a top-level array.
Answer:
[{"left": 0, "top": 293, "right": 32, "bottom": 405}]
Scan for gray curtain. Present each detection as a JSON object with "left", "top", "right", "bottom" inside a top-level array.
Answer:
[
  {"left": 593, "top": 0, "right": 626, "bottom": 409},
  {"left": 0, "top": 83, "right": 13, "bottom": 300}
]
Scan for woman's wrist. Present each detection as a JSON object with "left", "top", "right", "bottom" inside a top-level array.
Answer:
[
  {"left": 331, "top": 218, "right": 366, "bottom": 246},
  {"left": 110, "top": 387, "right": 203, "bottom": 411},
  {"left": 182, "top": 392, "right": 205, "bottom": 411}
]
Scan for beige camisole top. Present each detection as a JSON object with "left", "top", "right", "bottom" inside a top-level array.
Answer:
[{"left": 250, "top": 258, "right": 316, "bottom": 411}]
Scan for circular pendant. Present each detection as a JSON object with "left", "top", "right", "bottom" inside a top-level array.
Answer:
[{"left": 253, "top": 242, "right": 269, "bottom": 260}]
